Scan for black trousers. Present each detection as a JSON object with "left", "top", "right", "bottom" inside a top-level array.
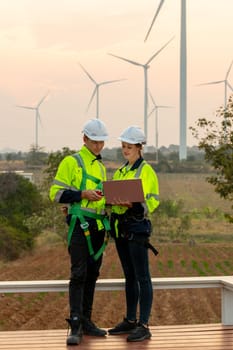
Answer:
[
  {"left": 114, "top": 236, "right": 153, "bottom": 325},
  {"left": 68, "top": 219, "right": 105, "bottom": 320}
]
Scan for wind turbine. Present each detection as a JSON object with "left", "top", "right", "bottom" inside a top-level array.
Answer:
[
  {"left": 198, "top": 60, "right": 233, "bottom": 110},
  {"left": 16, "top": 92, "right": 49, "bottom": 150},
  {"left": 108, "top": 36, "right": 174, "bottom": 143},
  {"left": 79, "top": 63, "right": 125, "bottom": 119},
  {"left": 148, "top": 91, "right": 172, "bottom": 162},
  {"left": 145, "top": 0, "right": 187, "bottom": 160}
]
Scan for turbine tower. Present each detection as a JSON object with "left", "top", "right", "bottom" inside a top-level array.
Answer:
[
  {"left": 79, "top": 63, "right": 125, "bottom": 119},
  {"left": 148, "top": 91, "right": 172, "bottom": 162},
  {"left": 16, "top": 92, "right": 49, "bottom": 149},
  {"left": 108, "top": 36, "right": 174, "bottom": 142},
  {"left": 198, "top": 60, "right": 233, "bottom": 110},
  {"left": 145, "top": 0, "right": 187, "bottom": 160}
]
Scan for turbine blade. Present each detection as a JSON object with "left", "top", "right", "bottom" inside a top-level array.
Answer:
[
  {"left": 108, "top": 53, "right": 142, "bottom": 67},
  {"left": 79, "top": 63, "right": 97, "bottom": 84},
  {"left": 148, "top": 90, "right": 156, "bottom": 106},
  {"left": 99, "top": 78, "right": 126, "bottom": 86},
  {"left": 198, "top": 80, "right": 224, "bottom": 86},
  {"left": 147, "top": 106, "right": 156, "bottom": 118},
  {"left": 226, "top": 59, "right": 233, "bottom": 79},
  {"left": 86, "top": 87, "right": 97, "bottom": 112},
  {"left": 146, "top": 36, "right": 175, "bottom": 65},
  {"left": 144, "top": 0, "right": 165, "bottom": 42},
  {"left": 16, "top": 105, "right": 35, "bottom": 110},
  {"left": 227, "top": 81, "right": 233, "bottom": 92},
  {"left": 37, "top": 92, "right": 49, "bottom": 108}
]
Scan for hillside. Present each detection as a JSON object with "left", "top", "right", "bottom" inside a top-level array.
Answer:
[{"left": 1, "top": 241, "right": 233, "bottom": 331}]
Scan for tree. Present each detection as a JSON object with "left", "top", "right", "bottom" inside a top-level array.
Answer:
[
  {"left": 25, "top": 145, "right": 48, "bottom": 166},
  {"left": 0, "top": 172, "right": 44, "bottom": 259},
  {"left": 0, "top": 172, "right": 43, "bottom": 230},
  {"left": 42, "top": 147, "right": 76, "bottom": 242},
  {"left": 43, "top": 147, "right": 75, "bottom": 186},
  {"left": 190, "top": 95, "right": 233, "bottom": 222}
]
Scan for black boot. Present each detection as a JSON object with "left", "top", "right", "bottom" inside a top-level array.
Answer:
[
  {"left": 82, "top": 317, "right": 107, "bottom": 337},
  {"left": 66, "top": 316, "right": 83, "bottom": 345}
]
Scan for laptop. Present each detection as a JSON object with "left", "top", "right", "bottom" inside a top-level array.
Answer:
[{"left": 102, "top": 178, "right": 144, "bottom": 204}]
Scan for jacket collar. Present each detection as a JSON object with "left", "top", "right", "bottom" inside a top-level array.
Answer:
[
  {"left": 121, "top": 157, "right": 144, "bottom": 171},
  {"left": 80, "top": 145, "right": 102, "bottom": 163}
]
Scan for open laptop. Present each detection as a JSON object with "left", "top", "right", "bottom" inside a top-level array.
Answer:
[{"left": 102, "top": 178, "right": 144, "bottom": 204}]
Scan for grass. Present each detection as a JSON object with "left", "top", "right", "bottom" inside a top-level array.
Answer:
[
  {"left": 167, "top": 260, "right": 174, "bottom": 269},
  {"left": 215, "top": 262, "right": 228, "bottom": 274},
  {"left": 157, "top": 261, "right": 163, "bottom": 272},
  {"left": 180, "top": 259, "right": 186, "bottom": 268},
  {"left": 157, "top": 173, "right": 232, "bottom": 213}
]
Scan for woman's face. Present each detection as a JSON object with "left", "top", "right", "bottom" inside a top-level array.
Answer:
[{"left": 121, "top": 142, "right": 141, "bottom": 163}]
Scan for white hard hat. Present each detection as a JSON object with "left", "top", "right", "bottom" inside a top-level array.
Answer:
[
  {"left": 118, "top": 126, "right": 146, "bottom": 144},
  {"left": 82, "top": 119, "right": 108, "bottom": 141}
]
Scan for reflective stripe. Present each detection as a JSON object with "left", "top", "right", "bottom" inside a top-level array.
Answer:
[
  {"left": 53, "top": 179, "right": 79, "bottom": 192},
  {"left": 135, "top": 160, "right": 146, "bottom": 178},
  {"left": 114, "top": 219, "right": 119, "bottom": 238},
  {"left": 54, "top": 190, "right": 64, "bottom": 202},
  {"left": 80, "top": 207, "right": 106, "bottom": 216},
  {"left": 73, "top": 153, "right": 105, "bottom": 190},
  {"left": 73, "top": 152, "right": 85, "bottom": 168},
  {"left": 146, "top": 193, "right": 160, "bottom": 201},
  {"left": 69, "top": 206, "right": 107, "bottom": 222},
  {"left": 135, "top": 161, "right": 159, "bottom": 203}
]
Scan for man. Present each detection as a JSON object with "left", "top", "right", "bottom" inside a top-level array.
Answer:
[{"left": 49, "top": 119, "right": 109, "bottom": 345}]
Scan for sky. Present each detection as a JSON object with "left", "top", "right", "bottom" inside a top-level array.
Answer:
[{"left": 0, "top": 0, "right": 233, "bottom": 153}]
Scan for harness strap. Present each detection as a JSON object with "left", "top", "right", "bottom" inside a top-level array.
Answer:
[
  {"left": 67, "top": 153, "right": 109, "bottom": 260},
  {"left": 72, "top": 153, "right": 103, "bottom": 191},
  {"left": 146, "top": 242, "right": 159, "bottom": 256},
  {"left": 132, "top": 238, "right": 159, "bottom": 256},
  {"left": 68, "top": 206, "right": 110, "bottom": 260},
  {"left": 93, "top": 231, "right": 110, "bottom": 261}
]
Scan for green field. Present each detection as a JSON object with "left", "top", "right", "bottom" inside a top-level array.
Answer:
[{"left": 150, "top": 173, "right": 233, "bottom": 243}]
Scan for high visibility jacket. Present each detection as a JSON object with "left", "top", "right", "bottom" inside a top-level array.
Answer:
[
  {"left": 111, "top": 158, "right": 159, "bottom": 216},
  {"left": 49, "top": 145, "right": 107, "bottom": 230}
]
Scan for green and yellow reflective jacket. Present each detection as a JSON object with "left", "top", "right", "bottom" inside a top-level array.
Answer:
[
  {"left": 111, "top": 158, "right": 159, "bottom": 215},
  {"left": 49, "top": 145, "right": 107, "bottom": 230}
]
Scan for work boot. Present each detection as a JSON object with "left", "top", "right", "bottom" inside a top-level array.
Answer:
[
  {"left": 108, "top": 317, "right": 137, "bottom": 335},
  {"left": 66, "top": 317, "right": 83, "bottom": 345},
  {"left": 127, "top": 322, "right": 151, "bottom": 342},
  {"left": 82, "top": 317, "right": 107, "bottom": 337}
]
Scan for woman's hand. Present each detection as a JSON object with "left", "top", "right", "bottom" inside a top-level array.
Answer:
[{"left": 110, "top": 198, "right": 132, "bottom": 207}]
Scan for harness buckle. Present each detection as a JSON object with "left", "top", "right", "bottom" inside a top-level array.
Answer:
[
  {"left": 80, "top": 222, "right": 89, "bottom": 231},
  {"left": 127, "top": 233, "right": 134, "bottom": 241}
]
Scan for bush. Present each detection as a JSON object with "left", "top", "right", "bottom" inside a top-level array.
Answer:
[
  {"left": 156, "top": 199, "right": 184, "bottom": 217},
  {"left": 0, "top": 222, "right": 34, "bottom": 261},
  {"left": 0, "top": 172, "right": 43, "bottom": 260}
]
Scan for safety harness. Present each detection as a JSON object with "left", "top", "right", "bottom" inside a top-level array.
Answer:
[
  {"left": 112, "top": 158, "right": 146, "bottom": 239},
  {"left": 112, "top": 158, "right": 159, "bottom": 256},
  {"left": 67, "top": 153, "right": 110, "bottom": 261}
]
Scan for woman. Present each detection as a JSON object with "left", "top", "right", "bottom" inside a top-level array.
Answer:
[{"left": 108, "top": 126, "right": 160, "bottom": 342}]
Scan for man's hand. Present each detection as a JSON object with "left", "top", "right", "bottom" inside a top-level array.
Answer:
[{"left": 81, "top": 190, "right": 103, "bottom": 201}]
